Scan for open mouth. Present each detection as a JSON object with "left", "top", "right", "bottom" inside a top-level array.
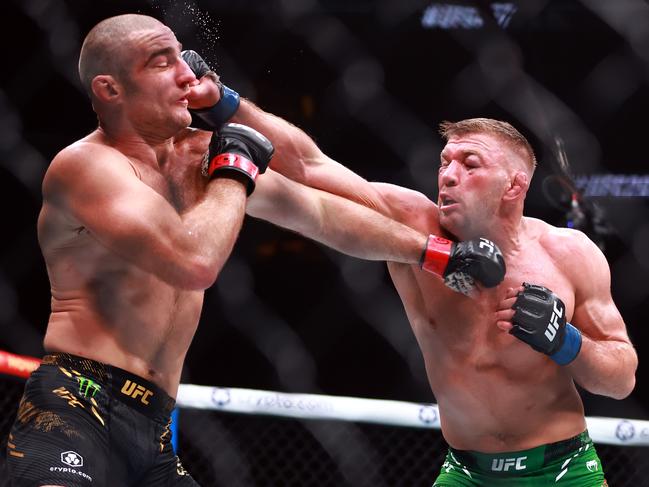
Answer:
[{"left": 440, "top": 195, "right": 458, "bottom": 208}]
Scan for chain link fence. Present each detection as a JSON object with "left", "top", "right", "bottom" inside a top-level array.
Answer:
[{"left": 2, "top": 375, "right": 648, "bottom": 486}]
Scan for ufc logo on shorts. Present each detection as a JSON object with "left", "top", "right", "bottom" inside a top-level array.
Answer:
[
  {"left": 544, "top": 300, "right": 563, "bottom": 341},
  {"left": 121, "top": 380, "right": 153, "bottom": 405},
  {"left": 491, "top": 456, "right": 527, "bottom": 472}
]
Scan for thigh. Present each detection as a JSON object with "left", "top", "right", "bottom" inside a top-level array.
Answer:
[
  {"left": 432, "top": 453, "right": 480, "bottom": 486},
  {"left": 542, "top": 444, "right": 607, "bottom": 487},
  {"left": 138, "top": 452, "right": 200, "bottom": 487},
  {"left": 7, "top": 390, "right": 108, "bottom": 486}
]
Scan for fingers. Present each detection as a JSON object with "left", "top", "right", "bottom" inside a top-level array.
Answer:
[
  {"left": 494, "top": 286, "right": 521, "bottom": 333},
  {"left": 496, "top": 320, "right": 513, "bottom": 332}
]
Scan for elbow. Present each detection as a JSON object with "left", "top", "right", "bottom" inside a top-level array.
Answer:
[
  {"left": 616, "top": 370, "right": 637, "bottom": 400},
  {"left": 610, "top": 375, "right": 635, "bottom": 400},
  {"left": 175, "top": 257, "right": 220, "bottom": 290}
]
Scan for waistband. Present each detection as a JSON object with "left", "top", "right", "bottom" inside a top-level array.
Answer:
[
  {"left": 448, "top": 431, "right": 592, "bottom": 475},
  {"left": 42, "top": 353, "right": 175, "bottom": 420}
]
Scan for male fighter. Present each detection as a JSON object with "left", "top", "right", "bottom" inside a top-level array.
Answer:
[
  {"left": 6, "top": 15, "right": 505, "bottom": 486},
  {"left": 182, "top": 49, "right": 637, "bottom": 485}
]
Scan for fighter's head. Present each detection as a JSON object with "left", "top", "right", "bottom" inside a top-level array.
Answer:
[
  {"left": 437, "top": 118, "right": 536, "bottom": 238},
  {"left": 79, "top": 14, "right": 196, "bottom": 136}
]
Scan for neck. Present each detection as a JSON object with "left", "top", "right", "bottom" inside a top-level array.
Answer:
[
  {"left": 484, "top": 215, "right": 526, "bottom": 256},
  {"left": 97, "top": 123, "right": 176, "bottom": 168},
  {"left": 453, "top": 208, "right": 526, "bottom": 256}
]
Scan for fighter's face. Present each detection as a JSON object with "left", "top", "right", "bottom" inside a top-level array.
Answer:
[
  {"left": 437, "top": 133, "right": 512, "bottom": 238},
  {"left": 119, "top": 25, "right": 196, "bottom": 136}
]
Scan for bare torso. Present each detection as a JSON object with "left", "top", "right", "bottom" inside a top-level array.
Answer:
[
  {"left": 39, "top": 129, "right": 212, "bottom": 397},
  {"left": 388, "top": 211, "right": 586, "bottom": 452}
]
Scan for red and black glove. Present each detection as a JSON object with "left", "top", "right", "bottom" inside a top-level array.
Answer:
[
  {"left": 420, "top": 235, "right": 506, "bottom": 295},
  {"left": 207, "top": 123, "right": 274, "bottom": 195}
]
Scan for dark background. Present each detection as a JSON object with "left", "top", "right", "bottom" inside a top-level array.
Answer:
[{"left": 1, "top": 0, "right": 648, "bottom": 421}]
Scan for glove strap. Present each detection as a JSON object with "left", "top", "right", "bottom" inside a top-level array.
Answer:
[
  {"left": 550, "top": 323, "right": 582, "bottom": 365},
  {"left": 208, "top": 153, "right": 259, "bottom": 195},
  {"left": 193, "top": 85, "right": 241, "bottom": 129},
  {"left": 420, "top": 235, "right": 452, "bottom": 277}
]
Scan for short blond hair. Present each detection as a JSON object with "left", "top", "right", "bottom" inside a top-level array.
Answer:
[{"left": 439, "top": 118, "right": 537, "bottom": 171}]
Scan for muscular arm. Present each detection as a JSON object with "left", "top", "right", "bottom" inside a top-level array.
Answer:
[
  {"left": 248, "top": 170, "right": 428, "bottom": 263},
  {"left": 185, "top": 64, "right": 435, "bottom": 225},
  {"left": 43, "top": 142, "right": 247, "bottom": 290},
  {"left": 233, "top": 100, "right": 415, "bottom": 215},
  {"left": 566, "top": 232, "right": 637, "bottom": 399}
]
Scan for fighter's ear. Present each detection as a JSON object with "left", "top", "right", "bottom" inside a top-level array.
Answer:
[
  {"left": 91, "top": 74, "right": 121, "bottom": 102},
  {"left": 503, "top": 171, "right": 528, "bottom": 201}
]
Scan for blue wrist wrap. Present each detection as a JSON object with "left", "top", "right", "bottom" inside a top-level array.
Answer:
[
  {"left": 193, "top": 84, "right": 240, "bottom": 129},
  {"left": 550, "top": 323, "right": 582, "bottom": 365}
]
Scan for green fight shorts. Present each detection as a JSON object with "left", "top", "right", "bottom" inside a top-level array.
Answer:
[{"left": 433, "top": 431, "right": 607, "bottom": 486}]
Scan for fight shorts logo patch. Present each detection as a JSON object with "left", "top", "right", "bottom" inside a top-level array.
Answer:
[
  {"left": 120, "top": 379, "right": 154, "bottom": 405},
  {"left": 491, "top": 456, "right": 527, "bottom": 472},
  {"left": 61, "top": 451, "right": 83, "bottom": 467},
  {"left": 586, "top": 460, "right": 599, "bottom": 472}
]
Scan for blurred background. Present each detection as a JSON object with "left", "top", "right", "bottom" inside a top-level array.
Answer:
[{"left": 1, "top": 0, "right": 648, "bottom": 427}]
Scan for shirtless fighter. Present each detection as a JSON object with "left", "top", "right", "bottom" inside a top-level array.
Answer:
[
  {"left": 182, "top": 50, "right": 638, "bottom": 485},
  {"left": 6, "top": 15, "right": 505, "bottom": 487}
]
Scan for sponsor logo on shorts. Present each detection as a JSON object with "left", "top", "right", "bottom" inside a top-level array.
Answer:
[
  {"left": 120, "top": 379, "right": 153, "bottom": 405},
  {"left": 586, "top": 459, "right": 599, "bottom": 472},
  {"left": 491, "top": 456, "right": 527, "bottom": 472},
  {"left": 48, "top": 450, "right": 93, "bottom": 482},
  {"left": 77, "top": 376, "right": 101, "bottom": 399},
  {"left": 61, "top": 450, "right": 83, "bottom": 467},
  {"left": 615, "top": 420, "right": 635, "bottom": 441}
]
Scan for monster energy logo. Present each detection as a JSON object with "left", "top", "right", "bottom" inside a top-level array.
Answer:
[{"left": 76, "top": 376, "right": 101, "bottom": 399}]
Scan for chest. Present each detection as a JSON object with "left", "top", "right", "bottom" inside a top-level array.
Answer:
[
  {"left": 136, "top": 144, "right": 209, "bottom": 212},
  {"left": 396, "top": 242, "right": 576, "bottom": 337}
]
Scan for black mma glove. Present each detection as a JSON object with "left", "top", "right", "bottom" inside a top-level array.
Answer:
[
  {"left": 181, "top": 49, "right": 240, "bottom": 130},
  {"left": 206, "top": 123, "right": 274, "bottom": 195},
  {"left": 510, "top": 283, "right": 582, "bottom": 365},
  {"left": 420, "top": 236, "right": 506, "bottom": 295}
]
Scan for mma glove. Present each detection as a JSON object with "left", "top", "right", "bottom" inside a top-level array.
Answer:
[
  {"left": 207, "top": 123, "right": 274, "bottom": 195},
  {"left": 420, "top": 235, "right": 506, "bottom": 295},
  {"left": 181, "top": 49, "right": 240, "bottom": 130},
  {"left": 510, "top": 283, "right": 582, "bottom": 365}
]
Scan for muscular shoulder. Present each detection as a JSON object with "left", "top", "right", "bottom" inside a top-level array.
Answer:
[
  {"left": 532, "top": 217, "right": 610, "bottom": 293},
  {"left": 533, "top": 218, "right": 597, "bottom": 260},
  {"left": 46, "top": 139, "right": 131, "bottom": 189}
]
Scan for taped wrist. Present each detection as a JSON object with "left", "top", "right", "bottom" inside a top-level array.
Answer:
[
  {"left": 192, "top": 84, "right": 240, "bottom": 129},
  {"left": 420, "top": 235, "right": 452, "bottom": 277},
  {"left": 207, "top": 153, "right": 259, "bottom": 195},
  {"left": 550, "top": 323, "right": 582, "bottom": 365}
]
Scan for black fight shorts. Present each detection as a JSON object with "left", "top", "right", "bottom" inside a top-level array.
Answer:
[{"left": 6, "top": 353, "right": 199, "bottom": 486}]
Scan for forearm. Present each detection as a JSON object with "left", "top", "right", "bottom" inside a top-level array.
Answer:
[
  {"left": 302, "top": 193, "right": 427, "bottom": 263},
  {"left": 233, "top": 100, "right": 372, "bottom": 203},
  {"left": 248, "top": 174, "right": 426, "bottom": 264},
  {"left": 568, "top": 335, "right": 637, "bottom": 399},
  {"left": 156, "top": 178, "right": 247, "bottom": 289}
]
